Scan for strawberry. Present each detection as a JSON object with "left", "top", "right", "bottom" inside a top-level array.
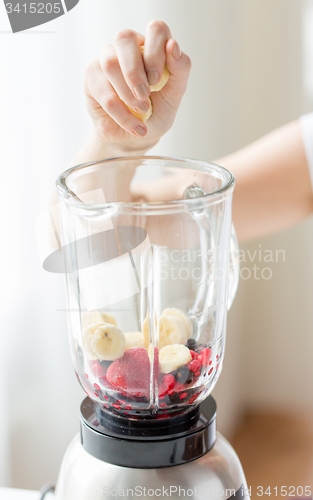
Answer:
[
  {"left": 99, "top": 376, "right": 116, "bottom": 391},
  {"left": 150, "top": 345, "right": 160, "bottom": 382},
  {"left": 107, "top": 348, "right": 150, "bottom": 398}
]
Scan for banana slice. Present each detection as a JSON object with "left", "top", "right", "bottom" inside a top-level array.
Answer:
[
  {"left": 81, "top": 311, "right": 117, "bottom": 330},
  {"left": 91, "top": 323, "right": 126, "bottom": 361},
  {"left": 143, "top": 309, "right": 191, "bottom": 349},
  {"left": 84, "top": 334, "right": 97, "bottom": 361},
  {"left": 159, "top": 314, "right": 189, "bottom": 349},
  {"left": 127, "top": 98, "right": 152, "bottom": 122},
  {"left": 127, "top": 46, "right": 170, "bottom": 123},
  {"left": 140, "top": 46, "right": 170, "bottom": 92},
  {"left": 149, "top": 69, "right": 170, "bottom": 92},
  {"left": 125, "top": 332, "right": 146, "bottom": 350},
  {"left": 162, "top": 308, "right": 192, "bottom": 338},
  {"left": 159, "top": 344, "right": 192, "bottom": 374},
  {"left": 148, "top": 343, "right": 159, "bottom": 363},
  {"left": 82, "top": 322, "right": 104, "bottom": 360},
  {"left": 142, "top": 313, "right": 155, "bottom": 349}
]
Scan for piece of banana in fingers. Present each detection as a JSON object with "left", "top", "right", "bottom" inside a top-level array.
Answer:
[
  {"left": 127, "top": 98, "right": 152, "bottom": 122},
  {"left": 127, "top": 45, "right": 170, "bottom": 123}
]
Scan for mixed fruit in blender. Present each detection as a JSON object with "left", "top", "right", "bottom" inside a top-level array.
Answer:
[{"left": 75, "top": 307, "right": 221, "bottom": 416}]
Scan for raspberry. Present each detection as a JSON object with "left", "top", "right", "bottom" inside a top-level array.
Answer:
[
  {"left": 158, "top": 383, "right": 166, "bottom": 397},
  {"left": 187, "top": 359, "right": 201, "bottom": 373},
  {"left": 173, "top": 382, "right": 185, "bottom": 393},
  {"left": 188, "top": 393, "right": 199, "bottom": 404},
  {"left": 190, "top": 350, "right": 199, "bottom": 360},
  {"left": 162, "top": 374, "right": 176, "bottom": 393},
  {"left": 200, "top": 348, "right": 212, "bottom": 367},
  {"left": 90, "top": 361, "right": 106, "bottom": 379}
]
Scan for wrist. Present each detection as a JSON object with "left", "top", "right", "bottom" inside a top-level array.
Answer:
[
  {"left": 91, "top": 129, "right": 158, "bottom": 158},
  {"left": 70, "top": 129, "right": 159, "bottom": 169}
]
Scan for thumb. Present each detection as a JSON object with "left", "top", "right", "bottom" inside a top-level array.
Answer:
[{"left": 161, "top": 39, "right": 191, "bottom": 108}]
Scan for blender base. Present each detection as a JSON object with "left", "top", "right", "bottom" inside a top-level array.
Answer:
[{"left": 54, "top": 396, "right": 250, "bottom": 500}]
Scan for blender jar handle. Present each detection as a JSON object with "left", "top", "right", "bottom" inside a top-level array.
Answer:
[{"left": 227, "top": 223, "right": 240, "bottom": 310}]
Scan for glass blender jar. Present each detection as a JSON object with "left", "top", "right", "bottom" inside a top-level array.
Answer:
[{"left": 56, "top": 156, "right": 239, "bottom": 417}]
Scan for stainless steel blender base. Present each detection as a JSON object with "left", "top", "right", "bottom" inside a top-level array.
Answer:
[
  {"left": 54, "top": 398, "right": 250, "bottom": 500},
  {"left": 54, "top": 432, "right": 249, "bottom": 500}
]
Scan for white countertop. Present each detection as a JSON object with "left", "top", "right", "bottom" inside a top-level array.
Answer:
[{"left": 0, "top": 488, "right": 54, "bottom": 500}]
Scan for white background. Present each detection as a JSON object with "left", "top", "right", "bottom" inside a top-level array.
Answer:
[{"left": 0, "top": 0, "right": 313, "bottom": 490}]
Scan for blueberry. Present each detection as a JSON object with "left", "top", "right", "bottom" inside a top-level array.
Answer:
[
  {"left": 187, "top": 339, "right": 196, "bottom": 350},
  {"left": 99, "top": 360, "right": 113, "bottom": 368},
  {"left": 173, "top": 366, "right": 193, "bottom": 385},
  {"left": 166, "top": 392, "right": 181, "bottom": 405}
]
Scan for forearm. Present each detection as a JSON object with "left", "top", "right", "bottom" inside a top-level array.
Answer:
[{"left": 217, "top": 120, "right": 313, "bottom": 241}]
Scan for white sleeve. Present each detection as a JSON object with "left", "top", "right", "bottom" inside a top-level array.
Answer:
[{"left": 299, "top": 112, "right": 313, "bottom": 191}]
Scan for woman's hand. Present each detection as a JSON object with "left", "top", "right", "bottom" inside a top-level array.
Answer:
[{"left": 83, "top": 20, "right": 191, "bottom": 155}]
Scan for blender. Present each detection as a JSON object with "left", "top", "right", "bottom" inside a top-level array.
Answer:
[{"left": 51, "top": 156, "right": 249, "bottom": 500}]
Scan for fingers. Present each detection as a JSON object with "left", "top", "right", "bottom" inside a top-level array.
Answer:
[
  {"left": 143, "top": 20, "right": 172, "bottom": 87},
  {"left": 84, "top": 21, "right": 191, "bottom": 138},
  {"left": 158, "top": 38, "right": 191, "bottom": 108},
  {"left": 114, "top": 29, "right": 150, "bottom": 100},
  {"left": 99, "top": 45, "right": 151, "bottom": 115},
  {"left": 85, "top": 61, "right": 148, "bottom": 137}
]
